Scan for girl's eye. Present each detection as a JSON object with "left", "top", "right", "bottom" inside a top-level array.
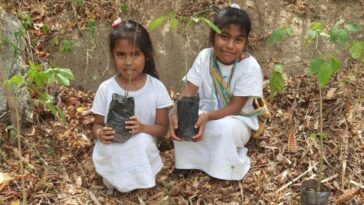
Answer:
[
  {"left": 220, "top": 34, "right": 228, "bottom": 39},
  {"left": 235, "top": 38, "right": 244, "bottom": 43},
  {"left": 115, "top": 52, "right": 125, "bottom": 57}
]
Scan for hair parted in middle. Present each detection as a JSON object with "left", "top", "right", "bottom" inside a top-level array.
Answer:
[{"left": 109, "top": 19, "right": 159, "bottom": 79}]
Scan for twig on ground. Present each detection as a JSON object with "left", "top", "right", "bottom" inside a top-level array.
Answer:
[{"left": 276, "top": 162, "right": 318, "bottom": 193}]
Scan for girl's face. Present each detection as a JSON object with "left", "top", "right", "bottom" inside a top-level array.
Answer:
[
  {"left": 112, "top": 39, "right": 146, "bottom": 80},
  {"left": 213, "top": 24, "right": 247, "bottom": 65}
]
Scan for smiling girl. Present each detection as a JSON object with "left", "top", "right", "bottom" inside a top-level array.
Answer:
[{"left": 169, "top": 4, "right": 263, "bottom": 180}]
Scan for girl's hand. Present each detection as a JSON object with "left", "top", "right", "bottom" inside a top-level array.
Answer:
[
  {"left": 169, "top": 113, "right": 182, "bottom": 141},
  {"left": 97, "top": 127, "right": 115, "bottom": 144},
  {"left": 125, "top": 116, "right": 145, "bottom": 134},
  {"left": 192, "top": 112, "right": 209, "bottom": 142}
]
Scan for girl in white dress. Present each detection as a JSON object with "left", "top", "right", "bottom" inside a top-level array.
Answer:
[
  {"left": 169, "top": 4, "right": 263, "bottom": 180},
  {"left": 91, "top": 18, "right": 173, "bottom": 193}
]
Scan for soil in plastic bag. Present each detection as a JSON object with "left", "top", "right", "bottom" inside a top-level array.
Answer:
[
  {"left": 300, "top": 179, "right": 330, "bottom": 205},
  {"left": 106, "top": 93, "right": 134, "bottom": 143},
  {"left": 176, "top": 96, "right": 199, "bottom": 141}
]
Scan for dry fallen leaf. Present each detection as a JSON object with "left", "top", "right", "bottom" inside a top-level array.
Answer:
[
  {"left": 0, "top": 173, "right": 13, "bottom": 191},
  {"left": 287, "top": 132, "right": 297, "bottom": 153},
  {"left": 334, "top": 188, "right": 359, "bottom": 204}
]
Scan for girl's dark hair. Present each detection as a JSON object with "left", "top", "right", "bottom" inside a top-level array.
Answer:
[
  {"left": 109, "top": 20, "right": 159, "bottom": 79},
  {"left": 209, "top": 6, "right": 251, "bottom": 45}
]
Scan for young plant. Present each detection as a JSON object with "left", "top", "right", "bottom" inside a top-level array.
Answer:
[
  {"left": 269, "top": 19, "right": 361, "bottom": 197},
  {"left": 3, "top": 61, "right": 74, "bottom": 123},
  {"left": 60, "top": 39, "right": 75, "bottom": 54},
  {"left": 267, "top": 26, "right": 294, "bottom": 100},
  {"left": 303, "top": 19, "right": 360, "bottom": 191}
]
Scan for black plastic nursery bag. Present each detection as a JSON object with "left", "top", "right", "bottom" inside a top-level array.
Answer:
[
  {"left": 106, "top": 93, "right": 134, "bottom": 143},
  {"left": 176, "top": 96, "right": 199, "bottom": 141}
]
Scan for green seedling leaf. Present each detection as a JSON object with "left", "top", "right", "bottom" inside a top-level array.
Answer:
[
  {"left": 338, "top": 29, "right": 349, "bottom": 44},
  {"left": 305, "top": 22, "right": 324, "bottom": 43},
  {"left": 311, "top": 22, "right": 324, "bottom": 31},
  {"left": 6, "top": 75, "right": 24, "bottom": 88},
  {"left": 41, "top": 24, "right": 49, "bottom": 34},
  {"left": 344, "top": 23, "right": 360, "bottom": 32},
  {"left": 269, "top": 64, "right": 285, "bottom": 100},
  {"left": 19, "top": 12, "right": 32, "bottom": 30},
  {"left": 268, "top": 27, "right": 293, "bottom": 44},
  {"left": 308, "top": 57, "right": 324, "bottom": 76},
  {"left": 55, "top": 73, "right": 70, "bottom": 86},
  {"left": 329, "top": 56, "right": 340, "bottom": 73},
  {"left": 330, "top": 27, "right": 340, "bottom": 43},
  {"left": 60, "top": 39, "right": 75, "bottom": 54},
  {"left": 120, "top": 3, "right": 129, "bottom": 14},
  {"left": 200, "top": 17, "right": 221, "bottom": 34},
  {"left": 39, "top": 93, "right": 55, "bottom": 104},
  {"left": 169, "top": 17, "right": 179, "bottom": 30},
  {"left": 29, "top": 61, "right": 42, "bottom": 71},
  {"left": 350, "top": 40, "right": 364, "bottom": 60},
  {"left": 58, "top": 68, "right": 75, "bottom": 81},
  {"left": 334, "top": 18, "right": 345, "bottom": 28},
  {"left": 317, "top": 63, "right": 332, "bottom": 89},
  {"left": 88, "top": 19, "right": 97, "bottom": 36},
  {"left": 148, "top": 16, "right": 168, "bottom": 30}
]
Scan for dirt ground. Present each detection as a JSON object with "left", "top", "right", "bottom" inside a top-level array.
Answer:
[{"left": 0, "top": 0, "right": 363, "bottom": 204}]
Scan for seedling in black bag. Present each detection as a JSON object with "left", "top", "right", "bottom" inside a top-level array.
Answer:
[
  {"left": 176, "top": 95, "right": 199, "bottom": 141},
  {"left": 106, "top": 93, "right": 134, "bottom": 143}
]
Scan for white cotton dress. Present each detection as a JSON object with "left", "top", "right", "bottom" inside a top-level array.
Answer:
[
  {"left": 91, "top": 74, "right": 173, "bottom": 192},
  {"left": 174, "top": 48, "right": 263, "bottom": 180}
]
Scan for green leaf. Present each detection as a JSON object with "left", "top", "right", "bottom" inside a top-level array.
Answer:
[
  {"left": 317, "top": 63, "right": 332, "bottom": 89},
  {"left": 7, "top": 75, "right": 24, "bottom": 87},
  {"left": 311, "top": 22, "right": 324, "bottom": 31},
  {"left": 329, "top": 56, "right": 340, "bottom": 73},
  {"left": 148, "top": 16, "right": 168, "bottom": 30},
  {"left": 350, "top": 41, "right": 364, "bottom": 60},
  {"left": 330, "top": 27, "right": 340, "bottom": 43},
  {"left": 169, "top": 17, "right": 179, "bottom": 30},
  {"left": 267, "top": 27, "right": 293, "bottom": 44},
  {"left": 269, "top": 64, "right": 285, "bottom": 100},
  {"left": 344, "top": 23, "right": 360, "bottom": 32},
  {"left": 337, "top": 29, "right": 349, "bottom": 44},
  {"left": 39, "top": 93, "right": 54, "bottom": 103},
  {"left": 304, "top": 29, "right": 319, "bottom": 43},
  {"left": 334, "top": 18, "right": 345, "bottom": 28},
  {"left": 200, "top": 17, "right": 221, "bottom": 34},
  {"left": 55, "top": 73, "right": 70, "bottom": 86},
  {"left": 273, "top": 64, "right": 284, "bottom": 73},
  {"left": 29, "top": 61, "right": 42, "bottom": 71},
  {"left": 268, "top": 28, "right": 285, "bottom": 44},
  {"left": 119, "top": 3, "right": 129, "bottom": 14},
  {"left": 58, "top": 68, "right": 75, "bottom": 81},
  {"left": 308, "top": 57, "right": 324, "bottom": 76}
]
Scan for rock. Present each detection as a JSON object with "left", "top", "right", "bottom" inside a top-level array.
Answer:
[{"left": 0, "top": 9, "right": 32, "bottom": 124}]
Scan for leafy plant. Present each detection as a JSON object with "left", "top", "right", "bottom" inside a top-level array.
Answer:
[
  {"left": 304, "top": 19, "right": 360, "bottom": 191},
  {"left": 87, "top": 19, "right": 97, "bottom": 36},
  {"left": 269, "top": 64, "right": 285, "bottom": 100},
  {"left": 267, "top": 26, "right": 294, "bottom": 44},
  {"left": 269, "top": 18, "right": 361, "bottom": 195},
  {"left": 148, "top": 11, "right": 221, "bottom": 34},
  {"left": 18, "top": 12, "right": 32, "bottom": 31},
  {"left": 119, "top": 3, "right": 129, "bottom": 14},
  {"left": 72, "top": 0, "right": 84, "bottom": 8},
  {"left": 3, "top": 61, "right": 74, "bottom": 123},
  {"left": 60, "top": 39, "right": 75, "bottom": 54},
  {"left": 267, "top": 26, "right": 294, "bottom": 100}
]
